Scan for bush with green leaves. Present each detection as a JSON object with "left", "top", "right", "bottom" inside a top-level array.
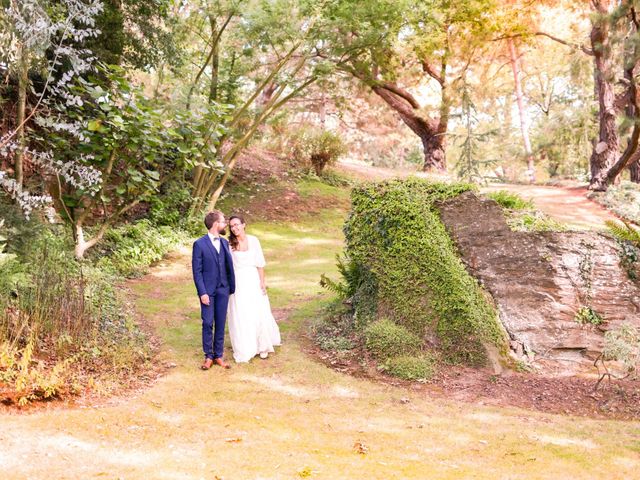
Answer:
[
  {"left": 93, "top": 220, "right": 188, "bottom": 277},
  {"left": 286, "top": 127, "right": 347, "bottom": 175},
  {"left": 590, "top": 181, "right": 640, "bottom": 225},
  {"left": 0, "top": 224, "right": 149, "bottom": 404},
  {"left": 384, "top": 354, "right": 436, "bottom": 381},
  {"left": 343, "top": 178, "right": 507, "bottom": 366},
  {"left": 364, "top": 318, "right": 422, "bottom": 360}
]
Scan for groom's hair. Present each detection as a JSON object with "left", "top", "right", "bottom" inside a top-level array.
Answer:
[{"left": 204, "top": 210, "right": 223, "bottom": 230}]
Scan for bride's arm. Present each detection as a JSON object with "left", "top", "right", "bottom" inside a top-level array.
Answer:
[
  {"left": 253, "top": 235, "right": 267, "bottom": 294},
  {"left": 258, "top": 267, "right": 267, "bottom": 295}
]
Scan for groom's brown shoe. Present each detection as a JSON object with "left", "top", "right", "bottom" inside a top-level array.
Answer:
[
  {"left": 214, "top": 357, "right": 231, "bottom": 369},
  {"left": 201, "top": 358, "right": 214, "bottom": 370}
]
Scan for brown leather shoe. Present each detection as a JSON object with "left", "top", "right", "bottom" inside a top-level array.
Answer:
[
  {"left": 214, "top": 357, "right": 231, "bottom": 369},
  {"left": 201, "top": 358, "right": 214, "bottom": 370}
]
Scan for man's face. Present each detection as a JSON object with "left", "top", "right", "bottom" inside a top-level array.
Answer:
[{"left": 217, "top": 215, "right": 227, "bottom": 235}]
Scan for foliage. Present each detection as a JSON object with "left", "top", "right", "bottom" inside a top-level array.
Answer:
[
  {"left": 93, "top": 220, "right": 188, "bottom": 278},
  {"left": 0, "top": 221, "right": 148, "bottom": 405},
  {"left": 44, "top": 65, "right": 228, "bottom": 256},
  {"left": 383, "top": 354, "right": 436, "bottom": 381},
  {"left": 87, "top": 0, "right": 179, "bottom": 69},
  {"left": 0, "top": 337, "right": 76, "bottom": 406},
  {"left": 486, "top": 191, "right": 533, "bottom": 210},
  {"left": 320, "top": 253, "right": 364, "bottom": 299},
  {"left": 605, "top": 219, "right": 640, "bottom": 246},
  {"left": 591, "top": 182, "right": 640, "bottom": 225},
  {"left": 606, "top": 219, "right": 640, "bottom": 280},
  {"left": 363, "top": 318, "right": 422, "bottom": 360},
  {"left": 574, "top": 306, "right": 604, "bottom": 326},
  {"left": 285, "top": 127, "right": 347, "bottom": 175},
  {"left": 488, "top": 192, "right": 565, "bottom": 232},
  {"left": 343, "top": 178, "right": 507, "bottom": 365},
  {"left": 603, "top": 323, "right": 640, "bottom": 376},
  {"left": 0, "top": 0, "right": 104, "bottom": 218}
]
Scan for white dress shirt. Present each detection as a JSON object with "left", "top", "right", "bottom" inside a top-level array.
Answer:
[{"left": 207, "top": 233, "right": 221, "bottom": 253}]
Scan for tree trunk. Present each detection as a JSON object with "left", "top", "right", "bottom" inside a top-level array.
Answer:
[
  {"left": 208, "top": 15, "right": 219, "bottom": 103},
  {"left": 371, "top": 84, "right": 446, "bottom": 171},
  {"left": 589, "top": 1, "right": 619, "bottom": 190},
  {"left": 508, "top": 38, "right": 536, "bottom": 183},
  {"left": 630, "top": 157, "right": 640, "bottom": 182},
  {"left": 15, "top": 45, "right": 29, "bottom": 187}
]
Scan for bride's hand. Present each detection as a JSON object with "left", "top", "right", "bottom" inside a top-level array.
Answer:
[{"left": 260, "top": 282, "right": 267, "bottom": 295}]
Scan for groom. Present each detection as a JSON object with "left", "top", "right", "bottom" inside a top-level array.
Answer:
[{"left": 192, "top": 210, "right": 236, "bottom": 370}]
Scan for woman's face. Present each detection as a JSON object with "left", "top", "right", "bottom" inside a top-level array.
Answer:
[{"left": 229, "top": 218, "right": 246, "bottom": 236}]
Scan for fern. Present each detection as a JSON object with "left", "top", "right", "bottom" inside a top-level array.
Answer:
[
  {"left": 606, "top": 220, "right": 640, "bottom": 246},
  {"left": 320, "top": 253, "right": 364, "bottom": 299}
]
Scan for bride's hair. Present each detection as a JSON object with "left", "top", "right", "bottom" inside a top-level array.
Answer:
[{"left": 228, "top": 215, "right": 245, "bottom": 251}]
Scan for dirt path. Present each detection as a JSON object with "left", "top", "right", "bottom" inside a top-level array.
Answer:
[
  {"left": 336, "top": 161, "right": 619, "bottom": 230},
  {"left": 482, "top": 183, "right": 619, "bottom": 230},
  {"left": 1, "top": 179, "right": 639, "bottom": 479}
]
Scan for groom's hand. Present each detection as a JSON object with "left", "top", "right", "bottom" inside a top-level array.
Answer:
[{"left": 200, "top": 294, "right": 210, "bottom": 305}]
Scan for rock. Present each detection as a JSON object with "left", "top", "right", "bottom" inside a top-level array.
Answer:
[{"left": 437, "top": 192, "right": 640, "bottom": 374}]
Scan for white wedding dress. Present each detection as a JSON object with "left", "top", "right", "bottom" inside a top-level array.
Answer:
[{"left": 227, "top": 234, "right": 281, "bottom": 363}]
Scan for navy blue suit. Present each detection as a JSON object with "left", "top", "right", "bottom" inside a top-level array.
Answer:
[{"left": 192, "top": 235, "right": 236, "bottom": 360}]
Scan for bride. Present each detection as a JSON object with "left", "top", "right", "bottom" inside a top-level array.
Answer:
[{"left": 227, "top": 215, "right": 281, "bottom": 362}]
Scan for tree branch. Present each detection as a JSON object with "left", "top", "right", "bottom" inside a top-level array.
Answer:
[
  {"left": 493, "top": 32, "right": 594, "bottom": 56},
  {"left": 421, "top": 60, "right": 444, "bottom": 86}
]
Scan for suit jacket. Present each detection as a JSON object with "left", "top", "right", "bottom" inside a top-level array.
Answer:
[{"left": 192, "top": 235, "right": 236, "bottom": 296}]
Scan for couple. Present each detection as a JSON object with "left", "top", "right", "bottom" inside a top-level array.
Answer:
[{"left": 191, "top": 210, "right": 281, "bottom": 369}]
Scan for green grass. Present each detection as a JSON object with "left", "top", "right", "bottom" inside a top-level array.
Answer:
[{"left": 487, "top": 190, "right": 534, "bottom": 210}]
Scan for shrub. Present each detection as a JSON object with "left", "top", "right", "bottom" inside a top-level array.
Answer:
[
  {"left": 384, "top": 354, "right": 436, "bottom": 381},
  {"left": 364, "top": 318, "right": 422, "bottom": 360},
  {"left": 344, "top": 179, "right": 507, "bottom": 365},
  {"left": 0, "top": 224, "right": 149, "bottom": 405},
  {"left": 309, "top": 301, "right": 356, "bottom": 352},
  {"left": 147, "top": 182, "right": 193, "bottom": 227},
  {"left": 486, "top": 191, "right": 533, "bottom": 210},
  {"left": 589, "top": 181, "right": 640, "bottom": 225},
  {"left": 286, "top": 127, "right": 347, "bottom": 175},
  {"left": 603, "top": 323, "right": 640, "bottom": 375},
  {"left": 308, "top": 130, "right": 348, "bottom": 176},
  {"left": 94, "top": 220, "right": 187, "bottom": 277}
]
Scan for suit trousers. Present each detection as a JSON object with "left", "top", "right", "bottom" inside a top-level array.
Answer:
[{"left": 201, "top": 285, "right": 231, "bottom": 359}]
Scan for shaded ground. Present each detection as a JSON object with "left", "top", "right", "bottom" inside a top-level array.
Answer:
[{"left": 311, "top": 342, "right": 640, "bottom": 421}]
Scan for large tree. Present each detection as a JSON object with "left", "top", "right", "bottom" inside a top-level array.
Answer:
[
  {"left": 172, "top": 0, "right": 329, "bottom": 210},
  {"left": 315, "top": 0, "right": 498, "bottom": 171}
]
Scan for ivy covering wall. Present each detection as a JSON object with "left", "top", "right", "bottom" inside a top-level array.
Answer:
[{"left": 343, "top": 178, "right": 507, "bottom": 366}]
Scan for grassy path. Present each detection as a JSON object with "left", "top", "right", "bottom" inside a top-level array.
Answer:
[{"left": 1, "top": 183, "right": 640, "bottom": 479}]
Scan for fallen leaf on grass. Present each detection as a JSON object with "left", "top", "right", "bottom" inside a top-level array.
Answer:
[
  {"left": 297, "top": 466, "right": 313, "bottom": 477},
  {"left": 354, "top": 441, "right": 369, "bottom": 454}
]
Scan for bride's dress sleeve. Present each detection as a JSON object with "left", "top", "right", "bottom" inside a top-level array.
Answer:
[{"left": 253, "top": 235, "right": 266, "bottom": 268}]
